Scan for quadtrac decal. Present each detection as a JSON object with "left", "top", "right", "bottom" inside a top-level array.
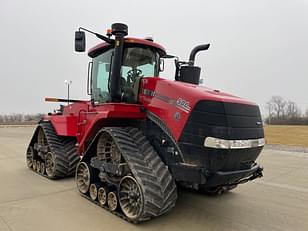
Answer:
[{"left": 143, "top": 89, "right": 191, "bottom": 113}]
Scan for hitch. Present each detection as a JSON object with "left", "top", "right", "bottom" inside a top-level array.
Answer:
[{"left": 228, "top": 166, "right": 264, "bottom": 187}]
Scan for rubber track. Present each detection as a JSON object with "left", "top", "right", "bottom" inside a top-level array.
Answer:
[
  {"left": 85, "top": 127, "right": 178, "bottom": 222},
  {"left": 125, "top": 128, "right": 178, "bottom": 216},
  {"left": 62, "top": 137, "right": 80, "bottom": 176},
  {"left": 36, "top": 121, "right": 80, "bottom": 178}
]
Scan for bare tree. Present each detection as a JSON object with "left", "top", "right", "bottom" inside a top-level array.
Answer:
[
  {"left": 265, "top": 101, "right": 274, "bottom": 124},
  {"left": 0, "top": 113, "right": 43, "bottom": 125},
  {"left": 265, "top": 96, "right": 308, "bottom": 125},
  {"left": 285, "top": 101, "right": 301, "bottom": 118},
  {"left": 267, "top": 96, "right": 287, "bottom": 119}
]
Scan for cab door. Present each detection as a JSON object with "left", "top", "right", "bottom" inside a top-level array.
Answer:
[{"left": 91, "top": 49, "right": 113, "bottom": 104}]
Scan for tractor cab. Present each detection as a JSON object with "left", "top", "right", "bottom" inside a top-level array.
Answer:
[
  {"left": 75, "top": 24, "right": 167, "bottom": 105},
  {"left": 89, "top": 42, "right": 163, "bottom": 104}
]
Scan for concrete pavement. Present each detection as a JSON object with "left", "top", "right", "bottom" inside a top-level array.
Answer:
[{"left": 0, "top": 126, "right": 307, "bottom": 231}]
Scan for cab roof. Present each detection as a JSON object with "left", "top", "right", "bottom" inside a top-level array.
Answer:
[{"left": 88, "top": 37, "right": 166, "bottom": 58}]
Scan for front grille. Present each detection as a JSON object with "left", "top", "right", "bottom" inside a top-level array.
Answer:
[
  {"left": 178, "top": 100, "right": 264, "bottom": 171},
  {"left": 179, "top": 100, "right": 264, "bottom": 146}
]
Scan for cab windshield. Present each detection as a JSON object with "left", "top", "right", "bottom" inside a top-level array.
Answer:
[
  {"left": 91, "top": 46, "right": 159, "bottom": 104},
  {"left": 121, "top": 47, "right": 159, "bottom": 84}
]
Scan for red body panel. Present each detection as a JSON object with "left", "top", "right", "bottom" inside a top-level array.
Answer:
[
  {"left": 46, "top": 102, "right": 145, "bottom": 154},
  {"left": 44, "top": 115, "right": 78, "bottom": 136}
]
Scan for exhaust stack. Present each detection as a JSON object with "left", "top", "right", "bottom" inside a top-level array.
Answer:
[
  {"left": 176, "top": 44, "right": 210, "bottom": 85},
  {"left": 188, "top": 44, "right": 210, "bottom": 66}
]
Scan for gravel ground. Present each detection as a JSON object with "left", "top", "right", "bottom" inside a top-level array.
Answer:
[{"left": 265, "top": 144, "right": 308, "bottom": 153}]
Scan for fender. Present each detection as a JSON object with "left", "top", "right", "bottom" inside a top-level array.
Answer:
[
  {"left": 43, "top": 115, "right": 78, "bottom": 137},
  {"left": 78, "top": 117, "right": 143, "bottom": 154},
  {"left": 144, "top": 111, "right": 185, "bottom": 164}
]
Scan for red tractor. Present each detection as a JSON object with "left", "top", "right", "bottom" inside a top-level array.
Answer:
[{"left": 26, "top": 23, "right": 264, "bottom": 222}]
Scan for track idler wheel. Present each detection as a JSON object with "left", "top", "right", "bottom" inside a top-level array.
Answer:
[
  {"left": 98, "top": 187, "right": 108, "bottom": 205},
  {"left": 76, "top": 162, "right": 98, "bottom": 194},
  {"left": 33, "top": 160, "right": 37, "bottom": 171},
  {"left": 40, "top": 162, "right": 45, "bottom": 174},
  {"left": 107, "top": 192, "right": 118, "bottom": 211},
  {"left": 45, "top": 152, "right": 56, "bottom": 178},
  {"left": 26, "top": 146, "right": 34, "bottom": 168},
  {"left": 36, "top": 161, "right": 41, "bottom": 173},
  {"left": 76, "top": 162, "right": 91, "bottom": 194},
  {"left": 89, "top": 183, "right": 101, "bottom": 201},
  {"left": 118, "top": 176, "right": 143, "bottom": 220}
]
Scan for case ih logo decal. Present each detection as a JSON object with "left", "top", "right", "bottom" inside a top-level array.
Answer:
[
  {"left": 175, "top": 98, "right": 191, "bottom": 113},
  {"left": 142, "top": 89, "right": 155, "bottom": 97},
  {"left": 174, "top": 112, "right": 181, "bottom": 121}
]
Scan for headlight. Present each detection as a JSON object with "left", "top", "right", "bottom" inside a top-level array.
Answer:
[{"left": 204, "top": 137, "right": 265, "bottom": 149}]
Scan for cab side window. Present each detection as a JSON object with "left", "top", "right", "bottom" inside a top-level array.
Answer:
[{"left": 92, "top": 49, "right": 113, "bottom": 103}]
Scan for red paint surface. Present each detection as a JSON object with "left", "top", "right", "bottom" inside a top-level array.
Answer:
[{"left": 44, "top": 115, "right": 78, "bottom": 136}]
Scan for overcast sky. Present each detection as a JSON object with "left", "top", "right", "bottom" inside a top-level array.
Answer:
[{"left": 1, "top": 0, "right": 307, "bottom": 116}]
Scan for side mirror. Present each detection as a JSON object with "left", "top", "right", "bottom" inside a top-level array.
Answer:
[{"left": 75, "top": 31, "right": 86, "bottom": 52}]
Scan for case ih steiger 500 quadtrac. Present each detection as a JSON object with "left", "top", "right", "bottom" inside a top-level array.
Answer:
[{"left": 26, "top": 23, "right": 264, "bottom": 223}]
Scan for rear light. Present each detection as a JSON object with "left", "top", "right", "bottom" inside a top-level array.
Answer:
[{"left": 204, "top": 137, "right": 265, "bottom": 149}]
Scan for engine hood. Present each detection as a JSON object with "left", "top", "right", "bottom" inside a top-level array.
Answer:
[
  {"left": 139, "top": 77, "right": 261, "bottom": 141},
  {"left": 167, "top": 79, "right": 256, "bottom": 106}
]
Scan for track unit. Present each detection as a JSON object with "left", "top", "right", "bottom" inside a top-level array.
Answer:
[
  {"left": 76, "top": 127, "right": 177, "bottom": 223},
  {"left": 26, "top": 121, "right": 80, "bottom": 179}
]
